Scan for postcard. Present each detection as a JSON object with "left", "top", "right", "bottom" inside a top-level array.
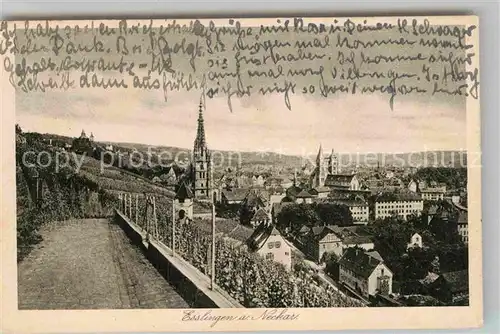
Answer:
[{"left": 0, "top": 15, "right": 482, "bottom": 332}]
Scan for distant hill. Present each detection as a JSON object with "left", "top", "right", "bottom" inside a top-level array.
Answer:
[{"left": 28, "top": 132, "right": 467, "bottom": 169}]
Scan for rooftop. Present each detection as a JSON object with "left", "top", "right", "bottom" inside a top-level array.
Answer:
[
  {"left": 441, "top": 270, "right": 469, "bottom": 293},
  {"left": 247, "top": 223, "right": 281, "bottom": 251},
  {"left": 339, "top": 248, "right": 384, "bottom": 279},
  {"left": 375, "top": 191, "right": 422, "bottom": 203}
]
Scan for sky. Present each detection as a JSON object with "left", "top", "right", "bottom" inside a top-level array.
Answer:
[{"left": 16, "top": 88, "right": 466, "bottom": 156}]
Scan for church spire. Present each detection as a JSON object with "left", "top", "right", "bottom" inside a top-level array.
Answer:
[
  {"left": 316, "top": 144, "right": 323, "bottom": 164},
  {"left": 194, "top": 98, "right": 206, "bottom": 151}
]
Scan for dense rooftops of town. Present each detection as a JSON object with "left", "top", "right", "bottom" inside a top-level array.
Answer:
[{"left": 374, "top": 191, "right": 422, "bottom": 203}]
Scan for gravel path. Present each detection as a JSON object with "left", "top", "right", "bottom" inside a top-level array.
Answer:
[{"left": 18, "top": 218, "right": 189, "bottom": 309}]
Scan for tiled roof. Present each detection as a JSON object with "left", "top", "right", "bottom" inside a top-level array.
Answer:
[
  {"left": 324, "top": 174, "right": 356, "bottom": 186},
  {"left": 421, "top": 186, "right": 446, "bottom": 193},
  {"left": 247, "top": 223, "right": 280, "bottom": 251},
  {"left": 251, "top": 207, "right": 269, "bottom": 221},
  {"left": 375, "top": 191, "right": 422, "bottom": 202},
  {"left": 296, "top": 189, "right": 314, "bottom": 198},
  {"left": 298, "top": 225, "right": 311, "bottom": 234},
  {"left": 286, "top": 185, "right": 303, "bottom": 198},
  {"left": 343, "top": 235, "right": 373, "bottom": 245},
  {"left": 330, "top": 199, "right": 368, "bottom": 207},
  {"left": 244, "top": 189, "right": 268, "bottom": 207},
  {"left": 222, "top": 188, "right": 249, "bottom": 201},
  {"left": 419, "top": 272, "right": 440, "bottom": 285},
  {"left": 339, "top": 248, "right": 383, "bottom": 279},
  {"left": 442, "top": 270, "right": 469, "bottom": 293},
  {"left": 314, "top": 186, "right": 331, "bottom": 193}
]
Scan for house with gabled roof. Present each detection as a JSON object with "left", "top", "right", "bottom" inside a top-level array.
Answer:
[
  {"left": 301, "top": 225, "right": 375, "bottom": 262},
  {"left": 310, "top": 186, "right": 331, "bottom": 198},
  {"left": 247, "top": 223, "right": 291, "bottom": 270},
  {"left": 339, "top": 248, "right": 393, "bottom": 299},
  {"left": 295, "top": 189, "right": 314, "bottom": 204},
  {"left": 221, "top": 188, "right": 250, "bottom": 204},
  {"left": 250, "top": 207, "right": 271, "bottom": 228},
  {"left": 426, "top": 269, "right": 469, "bottom": 305},
  {"left": 407, "top": 232, "right": 423, "bottom": 249},
  {"left": 324, "top": 174, "right": 360, "bottom": 191}
]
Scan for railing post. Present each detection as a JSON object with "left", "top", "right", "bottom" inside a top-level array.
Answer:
[
  {"left": 172, "top": 200, "right": 176, "bottom": 256},
  {"left": 153, "top": 196, "right": 158, "bottom": 239},
  {"left": 128, "top": 194, "right": 132, "bottom": 219},
  {"left": 210, "top": 203, "right": 216, "bottom": 290},
  {"left": 135, "top": 194, "right": 139, "bottom": 224}
]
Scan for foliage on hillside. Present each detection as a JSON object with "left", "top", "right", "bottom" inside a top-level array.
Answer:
[
  {"left": 16, "top": 139, "right": 119, "bottom": 261},
  {"left": 158, "top": 219, "right": 364, "bottom": 307},
  {"left": 78, "top": 155, "right": 174, "bottom": 196},
  {"left": 414, "top": 167, "right": 467, "bottom": 190}
]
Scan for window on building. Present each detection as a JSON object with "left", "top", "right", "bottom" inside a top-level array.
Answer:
[
  {"left": 285, "top": 252, "right": 289, "bottom": 256},
  {"left": 268, "top": 242, "right": 274, "bottom": 249},
  {"left": 381, "top": 268, "right": 385, "bottom": 276},
  {"left": 275, "top": 241, "right": 281, "bottom": 248},
  {"left": 266, "top": 253, "right": 274, "bottom": 260}
]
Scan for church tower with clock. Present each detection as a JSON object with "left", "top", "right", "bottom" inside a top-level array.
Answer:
[{"left": 192, "top": 101, "right": 213, "bottom": 200}]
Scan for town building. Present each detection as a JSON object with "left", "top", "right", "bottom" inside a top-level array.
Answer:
[
  {"left": 426, "top": 270, "right": 469, "bottom": 305},
  {"left": 221, "top": 188, "right": 250, "bottom": 204},
  {"left": 269, "top": 187, "right": 286, "bottom": 205},
  {"left": 420, "top": 186, "right": 447, "bottom": 201},
  {"left": 252, "top": 174, "right": 266, "bottom": 187},
  {"left": 324, "top": 174, "right": 360, "bottom": 191},
  {"left": 71, "top": 129, "right": 94, "bottom": 155},
  {"left": 330, "top": 198, "right": 369, "bottom": 223},
  {"left": 311, "top": 186, "right": 331, "bottom": 199},
  {"left": 373, "top": 192, "right": 424, "bottom": 220},
  {"left": 300, "top": 225, "right": 374, "bottom": 262},
  {"left": 423, "top": 204, "right": 440, "bottom": 224},
  {"left": 407, "top": 233, "right": 423, "bottom": 249},
  {"left": 250, "top": 207, "right": 271, "bottom": 228},
  {"left": 295, "top": 189, "right": 314, "bottom": 204},
  {"left": 408, "top": 179, "right": 419, "bottom": 192},
  {"left": 339, "top": 248, "right": 393, "bottom": 299},
  {"left": 457, "top": 211, "right": 468, "bottom": 244},
  {"left": 247, "top": 223, "right": 292, "bottom": 270}
]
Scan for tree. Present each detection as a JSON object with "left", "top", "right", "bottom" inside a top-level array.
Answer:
[
  {"left": 276, "top": 203, "right": 320, "bottom": 232},
  {"left": 322, "top": 252, "right": 340, "bottom": 279},
  {"left": 313, "top": 202, "right": 353, "bottom": 226}
]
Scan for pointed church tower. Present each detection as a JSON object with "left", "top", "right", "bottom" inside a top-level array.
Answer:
[
  {"left": 328, "top": 149, "right": 339, "bottom": 175},
  {"left": 192, "top": 99, "right": 213, "bottom": 200},
  {"left": 312, "top": 144, "right": 326, "bottom": 188}
]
